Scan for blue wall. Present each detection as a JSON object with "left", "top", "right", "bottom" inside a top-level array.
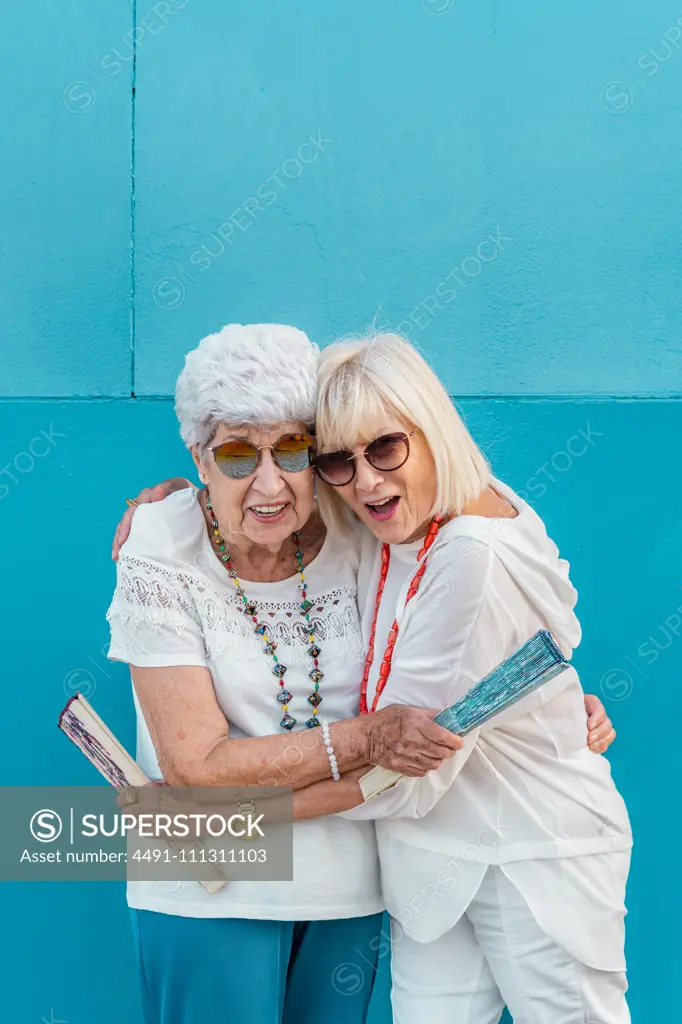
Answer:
[{"left": 1, "top": 1, "right": 680, "bottom": 1020}]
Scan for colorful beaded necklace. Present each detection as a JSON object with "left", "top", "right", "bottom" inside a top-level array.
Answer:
[
  {"left": 205, "top": 490, "right": 324, "bottom": 731},
  {"left": 359, "top": 514, "right": 444, "bottom": 715}
]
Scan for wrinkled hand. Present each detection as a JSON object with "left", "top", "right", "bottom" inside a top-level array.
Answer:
[
  {"left": 584, "top": 693, "right": 616, "bottom": 753},
  {"left": 366, "top": 706, "right": 464, "bottom": 777},
  {"left": 112, "top": 478, "right": 194, "bottom": 560}
]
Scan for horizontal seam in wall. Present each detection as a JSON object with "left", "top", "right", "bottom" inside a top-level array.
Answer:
[{"left": 1, "top": 395, "right": 682, "bottom": 405}]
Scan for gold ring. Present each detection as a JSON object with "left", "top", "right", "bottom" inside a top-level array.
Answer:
[{"left": 125, "top": 498, "right": 140, "bottom": 508}]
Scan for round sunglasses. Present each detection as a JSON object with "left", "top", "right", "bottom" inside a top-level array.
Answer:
[
  {"left": 210, "top": 433, "right": 315, "bottom": 479},
  {"left": 314, "top": 430, "right": 417, "bottom": 487}
]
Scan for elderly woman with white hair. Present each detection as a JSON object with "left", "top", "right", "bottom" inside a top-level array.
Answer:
[
  {"left": 107, "top": 323, "right": 467, "bottom": 1024},
  {"left": 112, "top": 324, "right": 618, "bottom": 1024}
]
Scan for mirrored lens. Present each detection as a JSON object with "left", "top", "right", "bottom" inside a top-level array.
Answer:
[
  {"left": 366, "top": 433, "right": 409, "bottom": 470},
  {"left": 272, "top": 434, "right": 314, "bottom": 473},
  {"left": 213, "top": 441, "right": 260, "bottom": 479},
  {"left": 314, "top": 450, "right": 355, "bottom": 486}
]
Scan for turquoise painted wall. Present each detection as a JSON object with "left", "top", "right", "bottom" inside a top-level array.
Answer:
[{"left": 1, "top": 1, "right": 680, "bottom": 1020}]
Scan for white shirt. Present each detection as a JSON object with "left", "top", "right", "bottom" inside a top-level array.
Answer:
[
  {"left": 342, "top": 480, "right": 632, "bottom": 970},
  {"left": 107, "top": 488, "right": 383, "bottom": 921}
]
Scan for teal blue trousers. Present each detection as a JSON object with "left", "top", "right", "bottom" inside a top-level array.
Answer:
[{"left": 130, "top": 909, "right": 384, "bottom": 1024}]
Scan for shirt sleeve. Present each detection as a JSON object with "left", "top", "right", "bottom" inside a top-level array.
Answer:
[
  {"left": 106, "top": 505, "right": 208, "bottom": 669},
  {"left": 340, "top": 535, "right": 514, "bottom": 820},
  {"left": 338, "top": 729, "right": 481, "bottom": 819}
]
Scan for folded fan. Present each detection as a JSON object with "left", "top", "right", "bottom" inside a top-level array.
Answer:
[
  {"left": 433, "top": 629, "right": 568, "bottom": 734},
  {"left": 359, "top": 629, "right": 569, "bottom": 800},
  {"left": 58, "top": 691, "right": 227, "bottom": 893}
]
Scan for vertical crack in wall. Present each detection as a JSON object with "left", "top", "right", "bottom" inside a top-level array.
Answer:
[{"left": 129, "top": 0, "right": 137, "bottom": 397}]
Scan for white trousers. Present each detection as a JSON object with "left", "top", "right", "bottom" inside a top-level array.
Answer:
[{"left": 390, "top": 866, "right": 630, "bottom": 1024}]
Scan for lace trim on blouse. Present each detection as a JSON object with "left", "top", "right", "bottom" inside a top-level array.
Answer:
[{"left": 107, "top": 554, "right": 365, "bottom": 664}]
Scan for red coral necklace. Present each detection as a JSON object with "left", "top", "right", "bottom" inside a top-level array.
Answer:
[{"left": 359, "top": 514, "right": 444, "bottom": 715}]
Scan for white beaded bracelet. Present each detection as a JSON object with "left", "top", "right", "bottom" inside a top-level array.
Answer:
[{"left": 319, "top": 718, "right": 341, "bottom": 781}]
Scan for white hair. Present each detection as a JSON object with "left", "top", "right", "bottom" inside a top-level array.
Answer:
[
  {"left": 175, "top": 323, "right": 319, "bottom": 447},
  {"left": 316, "top": 332, "right": 491, "bottom": 532}
]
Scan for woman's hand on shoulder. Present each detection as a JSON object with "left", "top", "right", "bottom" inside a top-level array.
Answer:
[
  {"left": 112, "top": 478, "right": 195, "bottom": 560},
  {"left": 584, "top": 693, "right": 616, "bottom": 753}
]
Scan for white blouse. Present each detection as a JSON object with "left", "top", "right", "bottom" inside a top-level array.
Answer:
[
  {"left": 107, "top": 488, "right": 383, "bottom": 921},
  {"left": 341, "top": 480, "right": 632, "bottom": 970}
]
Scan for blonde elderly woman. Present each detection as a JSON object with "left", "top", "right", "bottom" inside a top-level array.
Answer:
[
  {"left": 289, "top": 333, "right": 633, "bottom": 1024},
  {"left": 113, "top": 325, "right": 617, "bottom": 1024}
]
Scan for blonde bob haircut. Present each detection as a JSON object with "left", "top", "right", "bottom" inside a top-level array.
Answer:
[{"left": 315, "top": 333, "right": 492, "bottom": 534}]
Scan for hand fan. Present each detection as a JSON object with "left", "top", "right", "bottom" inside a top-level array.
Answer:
[{"left": 360, "top": 630, "right": 568, "bottom": 800}]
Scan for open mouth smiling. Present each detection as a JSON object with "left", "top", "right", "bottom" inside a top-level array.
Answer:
[
  {"left": 365, "top": 496, "right": 401, "bottom": 520},
  {"left": 248, "top": 502, "right": 290, "bottom": 522}
]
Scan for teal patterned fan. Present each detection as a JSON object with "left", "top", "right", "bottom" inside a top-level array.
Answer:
[
  {"left": 432, "top": 630, "right": 568, "bottom": 735},
  {"left": 359, "top": 630, "right": 569, "bottom": 800}
]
